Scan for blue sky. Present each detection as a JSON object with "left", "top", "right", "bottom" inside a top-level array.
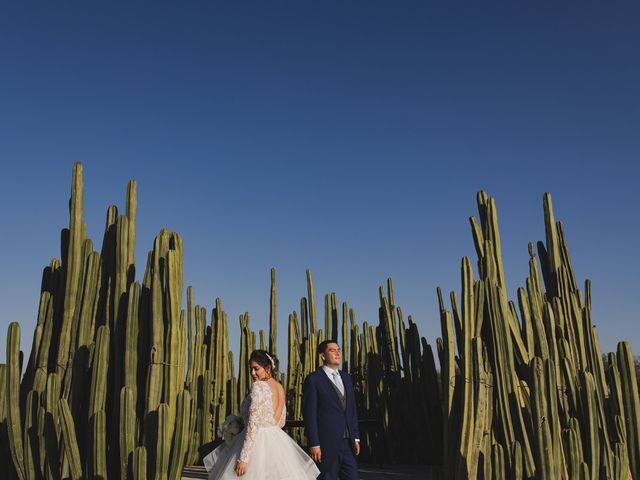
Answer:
[{"left": 1, "top": 2, "right": 638, "bottom": 365}]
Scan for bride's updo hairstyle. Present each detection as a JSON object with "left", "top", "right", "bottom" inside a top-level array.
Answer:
[{"left": 249, "top": 349, "right": 279, "bottom": 377}]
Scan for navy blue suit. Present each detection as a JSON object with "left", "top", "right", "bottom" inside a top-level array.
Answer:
[{"left": 302, "top": 367, "right": 360, "bottom": 480}]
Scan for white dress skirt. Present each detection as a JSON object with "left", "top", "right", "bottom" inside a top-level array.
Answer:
[{"left": 203, "top": 381, "right": 319, "bottom": 480}]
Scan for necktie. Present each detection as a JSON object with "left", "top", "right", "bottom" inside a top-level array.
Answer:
[{"left": 332, "top": 371, "right": 344, "bottom": 396}]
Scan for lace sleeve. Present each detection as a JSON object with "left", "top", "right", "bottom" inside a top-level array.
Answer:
[{"left": 239, "top": 381, "right": 269, "bottom": 462}]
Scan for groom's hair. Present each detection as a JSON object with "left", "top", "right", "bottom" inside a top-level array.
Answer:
[{"left": 317, "top": 340, "right": 339, "bottom": 356}]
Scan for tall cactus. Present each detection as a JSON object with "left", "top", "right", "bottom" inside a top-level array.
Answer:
[
  {"left": 124, "top": 282, "right": 140, "bottom": 409},
  {"left": 119, "top": 387, "right": 136, "bottom": 480},
  {"left": 306, "top": 269, "right": 317, "bottom": 335},
  {"left": 617, "top": 342, "right": 640, "bottom": 478},
  {"left": 579, "top": 370, "right": 600, "bottom": 480},
  {"left": 126, "top": 180, "right": 137, "bottom": 272},
  {"left": 59, "top": 398, "right": 82, "bottom": 479},
  {"left": 164, "top": 245, "right": 183, "bottom": 440},
  {"left": 155, "top": 403, "right": 170, "bottom": 480},
  {"left": 168, "top": 390, "right": 191, "bottom": 479},
  {"left": 91, "top": 409, "right": 107, "bottom": 479},
  {"left": 6, "top": 322, "right": 26, "bottom": 480},
  {"left": 22, "top": 390, "right": 38, "bottom": 480},
  {"left": 455, "top": 257, "right": 475, "bottom": 478},
  {"left": 88, "top": 326, "right": 109, "bottom": 419},
  {"left": 145, "top": 232, "right": 166, "bottom": 416},
  {"left": 269, "top": 267, "right": 277, "bottom": 355},
  {"left": 531, "top": 357, "right": 553, "bottom": 479},
  {"left": 56, "top": 162, "right": 85, "bottom": 380},
  {"left": 132, "top": 446, "right": 146, "bottom": 480}
]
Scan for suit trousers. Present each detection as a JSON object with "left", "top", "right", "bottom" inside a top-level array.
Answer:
[{"left": 317, "top": 439, "right": 359, "bottom": 480}]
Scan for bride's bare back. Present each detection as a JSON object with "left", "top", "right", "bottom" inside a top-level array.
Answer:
[{"left": 267, "top": 378, "right": 285, "bottom": 424}]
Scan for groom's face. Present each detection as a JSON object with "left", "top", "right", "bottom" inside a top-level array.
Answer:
[{"left": 321, "top": 342, "right": 341, "bottom": 368}]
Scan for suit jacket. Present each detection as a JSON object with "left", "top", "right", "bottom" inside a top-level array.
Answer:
[{"left": 302, "top": 367, "right": 360, "bottom": 472}]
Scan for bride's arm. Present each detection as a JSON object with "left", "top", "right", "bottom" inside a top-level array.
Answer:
[{"left": 239, "top": 382, "right": 267, "bottom": 463}]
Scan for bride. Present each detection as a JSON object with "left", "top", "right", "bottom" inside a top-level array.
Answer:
[{"left": 203, "top": 350, "right": 320, "bottom": 479}]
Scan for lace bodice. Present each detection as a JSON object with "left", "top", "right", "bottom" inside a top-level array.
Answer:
[{"left": 239, "top": 380, "right": 286, "bottom": 462}]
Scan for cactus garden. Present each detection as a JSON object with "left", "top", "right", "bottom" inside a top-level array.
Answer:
[{"left": 0, "top": 162, "right": 638, "bottom": 479}]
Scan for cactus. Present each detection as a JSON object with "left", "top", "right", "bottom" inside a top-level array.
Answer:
[
  {"left": 437, "top": 292, "right": 455, "bottom": 478},
  {"left": 119, "top": 386, "right": 135, "bottom": 480},
  {"left": 88, "top": 325, "right": 110, "bottom": 419},
  {"left": 511, "top": 441, "right": 523, "bottom": 479},
  {"left": 306, "top": 269, "right": 317, "bottom": 335},
  {"left": 124, "top": 282, "right": 140, "bottom": 408},
  {"left": 35, "top": 404, "right": 46, "bottom": 478},
  {"left": 564, "top": 426, "right": 582, "bottom": 480},
  {"left": 580, "top": 371, "right": 600, "bottom": 480},
  {"left": 132, "top": 446, "right": 146, "bottom": 480},
  {"left": 126, "top": 180, "right": 137, "bottom": 272},
  {"left": 56, "top": 163, "right": 85, "bottom": 381},
  {"left": 6, "top": 166, "right": 640, "bottom": 479},
  {"left": 455, "top": 257, "right": 475, "bottom": 478},
  {"left": 6, "top": 322, "right": 26, "bottom": 480},
  {"left": 491, "top": 443, "right": 505, "bottom": 478},
  {"left": 545, "top": 358, "right": 565, "bottom": 478},
  {"left": 155, "top": 403, "right": 170, "bottom": 480},
  {"left": 91, "top": 409, "right": 107, "bottom": 479},
  {"left": 58, "top": 398, "right": 82, "bottom": 479},
  {"left": 468, "top": 338, "right": 488, "bottom": 479},
  {"left": 43, "top": 373, "right": 61, "bottom": 480},
  {"left": 379, "top": 286, "right": 399, "bottom": 373},
  {"left": 269, "top": 268, "right": 277, "bottom": 355},
  {"left": 185, "top": 286, "right": 195, "bottom": 392},
  {"left": 617, "top": 341, "right": 640, "bottom": 478},
  {"left": 0, "top": 364, "right": 10, "bottom": 478},
  {"left": 22, "top": 390, "right": 38, "bottom": 480},
  {"left": 168, "top": 390, "right": 191, "bottom": 479},
  {"left": 33, "top": 288, "right": 55, "bottom": 394},
  {"left": 531, "top": 357, "right": 553, "bottom": 479},
  {"left": 145, "top": 233, "right": 166, "bottom": 416}
]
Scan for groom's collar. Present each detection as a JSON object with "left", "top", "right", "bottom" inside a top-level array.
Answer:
[{"left": 321, "top": 365, "right": 340, "bottom": 375}]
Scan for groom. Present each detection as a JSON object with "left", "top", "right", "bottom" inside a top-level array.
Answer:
[{"left": 302, "top": 340, "right": 360, "bottom": 480}]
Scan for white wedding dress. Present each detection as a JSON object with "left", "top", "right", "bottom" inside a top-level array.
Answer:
[{"left": 203, "top": 380, "right": 320, "bottom": 480}]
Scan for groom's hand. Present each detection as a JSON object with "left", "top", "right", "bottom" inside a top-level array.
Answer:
[
  {"left": 355, "top": 441, "right": 361, "bottom": 456},
  {"left": 310, "top": 446, "right": 322, "bottom": 463}
]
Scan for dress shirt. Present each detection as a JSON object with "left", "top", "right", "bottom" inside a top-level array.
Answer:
[{"left": 322, "top": 365, "right": 345, "bottom": 395}]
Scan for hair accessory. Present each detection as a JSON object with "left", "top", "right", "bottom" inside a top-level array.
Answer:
[{"left": 265, "top": 352, "right": 276, "bottom": 370}]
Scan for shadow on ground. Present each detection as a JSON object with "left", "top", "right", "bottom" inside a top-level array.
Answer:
[{"left": 182, "top": 464, "right": 437, "bottom": 479}]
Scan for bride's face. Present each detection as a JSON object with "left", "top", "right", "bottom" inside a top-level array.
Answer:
[{"left": 249, "top": 360, "right": 270, "bottom": 381}]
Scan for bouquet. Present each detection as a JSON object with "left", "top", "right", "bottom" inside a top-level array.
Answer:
[{"left": 217, "top": 414, "right": 244, "bottom": 444}]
